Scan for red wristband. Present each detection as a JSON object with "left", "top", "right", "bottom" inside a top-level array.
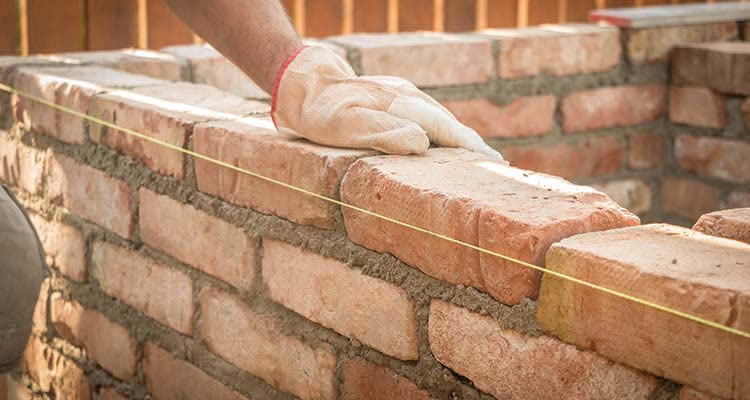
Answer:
[{"left": 271, "top": 45, "right": 308, "bottom": 127}]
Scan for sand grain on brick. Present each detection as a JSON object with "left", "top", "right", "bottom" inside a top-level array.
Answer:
[{"left": 693, "top": 208, "right": 750, "bottom": 244}]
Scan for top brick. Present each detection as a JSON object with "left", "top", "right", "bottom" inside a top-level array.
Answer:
[
  {"left": 590, "top": 3, "right": 750, "bottom": 28},
  {"left": 43, "top": 49, "right": 183, "bottom": 81},
  {"left": 693, "top": 208, "right": 750, "bottom": 244},
  {"left": 624, "top": 22, "right": 737, "bottom": 64},
  {"left": 672, "top": 41, "right": 750, "bottom": 96}
]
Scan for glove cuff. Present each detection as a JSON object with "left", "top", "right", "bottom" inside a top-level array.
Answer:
[{"left": 271, "top": 45, "right": 309, "bottom": 127}]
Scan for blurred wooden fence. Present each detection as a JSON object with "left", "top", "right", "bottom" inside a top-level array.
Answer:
[{"left": 0, "top": 0, "right": 720, "bottom": 56}]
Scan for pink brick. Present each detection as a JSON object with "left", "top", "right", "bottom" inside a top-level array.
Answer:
[
  {"left": 729, "top": 191, "right": 750, "bottom": 209},
  {"left": 561, "top": 85, "right": 666, "bottom": 132},
  {"left": 329, "top": 33, "right": 493, "bottom": 86},
  {"left": 88, "top": 82, "right": 268, "bottom": 179},
  {"left": 91, "top": 241, "right": 194, "bottom": 334},
  {"left": 193, "top": 117, "right": 373, "bottom": 229},
  {"left": 693, "top": 208, "right": 750, "bottom": 244},
  {"left": 537, "top": 224, "right": 750, "bottom": 400},
  {"left": 625, "top": 22, "right": 738, "bottom": 64},
  {"left": 12, "top": 66, "right": 163, "bottom": 144},
  {"left": 592, "top": 179, "right": 652, "bottom": 215},
  {"left": 675, "top": 134, "right": 750, "bottom": 184},
  {"left": 50, "top": 295, "right": 137, "bottom": 380},
  {"left": 429, "top": 300, "right": 659, "bottom": 399},
  {"left": 46, "top": 152, "right": 133, "bottom": 239},
  {"left": 0, "top": 134, "right": 46, "bottom": 194},
  {"left": 22, "top": 336, "right": 91, "bottom": 400},
  {"left": 343, "top": 359, "right": 431, "bottom": 400},
  {"left": 139, "top": 189, "right": 255, "bottom": 290},
  {"left": 669, "top": 87, "right": 726, "bottom": 129},
  {"left": 144, "top": 343, "right": 248, "bottom": 400},
  {"left": 45, "top": 49, "right": 182, "bottom": 80},
  {"left": 262, "top": 239, "right": 418, "bottom": 360},
  {"left": 628, "top": 132, "right": 665, "bottom": 170},
  {"left": 199, "top": 287, "right": 337, "bottom": 400},
  {"left": 661, "top": 178, "right": 721, "bottom": 221},
  {"left": 98, "top": 388, "right": 128, "bottom": 400},
  {"left": 441, "top": 96, "right": 555, "bottom": 138},
  {"left": 340, "top": 148, "right": 639, "bottom": 305},
  {"left": 28, "top": 214, "right": 86, "bottom": 282}
]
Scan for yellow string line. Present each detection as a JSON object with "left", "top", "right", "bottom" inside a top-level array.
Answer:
[{"left": 1, "top": 81, "right": 748, "bottom": 340}]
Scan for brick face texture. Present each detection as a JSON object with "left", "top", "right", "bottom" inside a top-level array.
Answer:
[
  {"left": 561, "top": 85, "right": 666, "bottom": 133},
  {"left": 22, "top": 337, "right": 90, "bottom": 400},
  {"left": 661, "top": 178, "right": 721, "bottom": 221},
  {"left": 674, "top": 135, "right": 750, "bottom": 184},
  {"left": 669, "top": 87, "right": 726, "bottom": 129},
  {"left": 625, "top": 22, "right": 738, "bottom": 64},
  {"left": 672, "top": 42, "right": 750, "bottom": 96},
  {"left": 0, "top": 134, "right": 46, "bottom": 194},
  {"left": 28, "top": 214, "right": 86, "bottom": 282},
  {"left": 692, "top": 208, "right": 750, "bottom": 244},
  {"left": 442, "top": 96, "right": 556, "bottom": 138},
  {"left": 342, "top": 359, "right": 431, "bottom": 400}
]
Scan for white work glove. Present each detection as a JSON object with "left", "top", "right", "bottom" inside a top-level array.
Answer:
[{"left": 271, "top": 46, "right": 503, "bottom": 161}]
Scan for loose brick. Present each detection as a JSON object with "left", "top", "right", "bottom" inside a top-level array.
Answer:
[
  {"left": 45, "top": 49, "right": 182, "bottom": 80},
  {"left": 672, "top": 42, "right": 750, "bottom": 95},
  {"left": 89, "top": 82, "right": 268, "bottom": 179},
  {"left": 679, "top": 387, "right": 722, "bottom": 400},
  {"left": 674, "top": 134, "right": 750, "bottom": 184},
  {"left": 661, "top": 177, "right": 721, "bottom": 221},
  {"left": 46, "top": 153, "right": 133, "bottom": 239},
  {"left": 13, "top": 66, "right": 163, "bottom": 144},
  {"left": 262, "top": 239, "right": 418, "bottom": 360},
  {"left": 628, "top": 132, "right": 665, "bottom": 170},
  {"left": 669, "top": 87, "right": 726, "bottom": 129},
  {"left": 199, "top": 287, "right": 337, "bottom": 400},
  {"left": 428, "top": 300, "right": 659, "bottom": 399},
  {"left": 98, "top": 388, "right": 128, "bottom": 400},
  {"left": 144, "top": 343, "right": 248, "bottom": 400},
  {"left": 22, "top": 337, "right": 90, "bottom": 400},
  {"left": 441, "top": 96, "right": 555, "bottom": 138},
  {"left": 342, "top": 359, "right": 431, "bottom": 400},
  {"left": 194, "top": 117, "right": 373, "bottom": 229},
  {"left": 50, "top": 295, "right": 137, "bottom": 380},
  {"left": 593, "top": 179, "right": 652, "bottom": 215},
  {"left": 625, "top": 22, "right": 738, "bottom": 64},
  {"left": 0, "top": 134, "right": 46, "bottom": 194},
  {"left": 28, "top": 214, "right": 86, "bottom": 282},
  {"left": 139, "top": 189, "right": 255, "bottom": 290},
  {"left": 328, "top": 33, "right": 493, "bottom": 86},
  {"left": 729, "top": 191, "right": 750, "bottom": 209},
  {"left": 562, "top": 85, "right": 666, "bottom": 133},
  {"left": 693, "top": 208, "right": 750, "bottom": 244},
  {"left": 340, "top": 148, "right": 638, "bottom": 305},
  {"left": 537, "top": 224, "right": 750, "bottom": 400},
  {"left": 91, "top": 241, "right": 194, "bottom": 334}
]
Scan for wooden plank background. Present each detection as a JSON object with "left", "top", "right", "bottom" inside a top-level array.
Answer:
[{"left": 0, "top": 0, "right": 724, "bottom": 55}]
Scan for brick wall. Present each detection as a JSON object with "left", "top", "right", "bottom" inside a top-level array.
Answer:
[{"left": 1, "top": 10, "right": 750, "bottom": 400}]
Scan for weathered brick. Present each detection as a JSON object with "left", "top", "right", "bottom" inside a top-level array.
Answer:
[
  {"left": 262, "top": 239, "right": 418, "bottom": 360},
  {"left": 625, "top": 22, "right": 738, "bottom": 64},
  {"left": 0, "top": 134, "right": 46, "bottom": 194},
  {"left": 31, "top": 278, "right": 49, "bottom": 335},
  {"left": 693, "top": 208, "right": 750, "bottom": 244},
  {"left": 89, "top": 82, "right": 267, "bottom": 179},
  {"left": 328, "top": 33, "right": 493, "bottom": 86},
  {"left": 628, "top": 132, "right": 665, "bottom": 170},
  {"left": 429, "top": 300, "right": 659, "bottom": 399},
  {"left": 342, "top": 359, "right": 431, "bottom": 400},
  {"left": 139, "top": 189, "right": 255, "bottom": 290},
  {"left": 199, "top": 287, "right": 337, "bottom": 400},
  {"left": 50, "top": 295, "right": 137, "bottom": 380},
  {"left": 98, "top": 388, "right": 128, "bottom": 400},
  {"left": 679, "top": 387, "right": 722, "bottom": 400},
  {"left": 593, "top": 179, "right": 652, "bottom": 215},
  {"left": 194, "top": 117, "right": 372, "bottom": 229},
  {"left": 28, "top": 214, "right": 86, "bottom": 282},
  {"left": 562, "top": 85, "right": 665, "bottom": 133},
  {"left": 441, "top": 96, "right": 555, "bottom": 138},
  {"left": 22, "top": 337, "right": 90, "bottom": 400},
  {"left": 13, "top": 66, "right": 163, "bottom": 144},
  {"left": 674, "top": 134, "right": 750, "bottom": 184},
  {"left": 669, "top": 87, "right": 726, "bottom": 129},
  {"left": 729, "top": 191, "right": 750, "bottom": 209},
  {"left": 144, "top": 343, "right": 248, "bottom": 400},
  {"left": 91, "top": 241, "right": 194, "bottom": 334},
  {"left": 661, "top": 177, "right": 721, "bottom": 221},
  {"left": 340, "top": 148, "right": 638, "bottom": 305},
  {"left": 537, "top": 224, "right": 750, "bottom": 400},
  {"left": 672, "top": 42, "right": 750, "bottom": 95},
  {"left": 45, "top": 49, "right": 182, "bottom": 80},
  {"left": 46, "top": 153, "right": 133, "bottom": 239}
]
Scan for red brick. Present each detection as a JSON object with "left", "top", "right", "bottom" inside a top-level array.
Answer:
[
  {"left": 628, "top": 132, "right": 665, "bottom": 170},
  {"left": 46, "top": 153, "right": 133, "bottom": 239},
  {"left": 669, "top": 87, "right": 726, "bottom": 129},
  {"left": 729, "top": 191, "right": 750, "bottom": 209},
  {"left": 660, "top": 178, "right": 721, "bottom": 221},
  {"left": 428, "top": 300, "right": 658, "bottom": 399},
  {"left": 50, "top": 295, "right": 137, "bottom": 380},
  {"left": 625, "top": 22, "right": 738, "bottom": 64},
  {"left": 693, "top": 208, "right": 750, "bottom": 244},
  {"left": 262, "top": 239, "right": 418, "bottom": 360},
  {"left": 144, "top": 343, "right": 248, "bottom": 400},
  {"left": 342, "top": 359, "right": 431, "bottom": 400},
  {"left": 340, "top": 148, "right": 638, "bottom": 305},
  {"left": 91, "top": 241, "right": 194, "bottom": 334},
  {"left": 328, "top": 33, "right": 493, "bottom": 86},
  {"left": 22, "top": 336, "right": 90, "bottom": 400},
  {"left": 98, "top": 388, "right": 128, "bottom": 400},
  {"left": 562, "top": 85, "right": 665, "bottom": 133},
  {"left": 679, "top": 387, "right": 721, "bottom": 400},
  {"left": 88, "top": 82, "right": 267, "bottom": 180},
  {"left": 44, "top": 49, "right": 182, "bottom": 80},
  {"left": 194, "top": 117, "right": 372, "bottom": 229},
  {"left": 199, "top": 287, "right": 337, "bottom": 400},
  {"left": 672, "top": 42, "right": 750, "bottom": 95},
  {"left": 0, "top": 134, "right": 46, "bottom": 195},
  {"left": 537, "top": 224, "right": 750, "bottom": 400},
  {"left": 674, "top": 135, "right": 750, "bottom": 184},
  {"left": 742, "top": 98, "right": 750, "bottom": 132},
  {"left": 12, "top": 66, "right": 163, "bottom": 144},
  {"left": 593, "top": 179, "right": 652, "bottom": 215},
  {"left": 441, "top": 96, "right": 555, "bottom": 138},
  {"left": 28, "top": 214, "right": 86, "bottom": 282},
  {"left": 139, "top": 189, "right": 255, "bottom": 290}
]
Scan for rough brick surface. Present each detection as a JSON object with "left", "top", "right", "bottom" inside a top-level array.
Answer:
[
  {"left": 693, "top": 208, "right": 750, "bottom": 244},
  {"left": 144, "top": 343, "right": 248, "bottom": 400},
  {"left": 561, "top": 85, "right": 665, "bottom": 133},
  {"left": 342, "top": 359, "right": 431, "bottom": 400},
  {"left": 46, "top": 153, "right": 133, "bottom": 239},
  {"left": 194, "top": 117, "right": 372, "bottom": 229},
  {"left": 50, "top": 295, "right": 137, "bottom": 380},
  {"left": 328, "top": 33, "right": 493, "bottom": 86},
  {"left": 139, "top": 189, "right": 256, "bottom": 290},
  {"left": 199, "top": 287, "right": 337, "bottom": 400},
  {"left": 628, "top": 132, "right": 665, "bottom": 170},
  {"left": 89, "top": 82, "right": 268, "bottom": 179},
  {"left": 0, "top": 134, "right": 46, "bottom": 194},
  {"left": 31, "top": 278, "right": 49, "bottom": 336},
  {"left": 46, "top": 49, "right": 182, "bottom": 80},
  {"left": 537, "top": 224, "right": 750, "bottom": 400},
  {"left": 22, "top": 337, "right": 90, "bottom": 400},
  {"left": 593, "top": 179, "right": 652, "bottom": 215},
  {"left": 91, "top": 241, "right": 194, "bottom": 334},
  {"left": 341, "top": 148, "right": 639, "bottom": 305},
  {"left": 28, "top": 214, "right": 86, "bottom": 282},
  {"left": 429, "top": 300, "right": 659, "bottom": 399},
  {"left": 674, "top": 135, "right": 750, "bottom": 184},
  {"left": 661, "top": 177, "right": 721, "bottom": 221},
  {"left": 672, "top": 42, "right": 750, "bottom": 96},
  {"left": 625, "top": 22, "right": 738, "bottom": 64},
  {"left": 669, "top": 87, "right": 726, "bottom": 129},
  {"left": 442, "top": 96, "right": 556, "bottom": 138},
  {"left": 262, "top": 239, "right": 418, "bottom": 360},
  {"left": 729, "top": 192, "right": 750, "bottom": 209},
  {"left": 5, "top": 375, "right": 35, "bottom": 400}
]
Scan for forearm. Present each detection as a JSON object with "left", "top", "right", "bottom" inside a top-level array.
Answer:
[{"left": 161, "top": 0, "right": 303, "bottom": 93}]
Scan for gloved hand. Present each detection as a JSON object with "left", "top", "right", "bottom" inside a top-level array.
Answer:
[{"left": 271, "top": 46, "right": 503, "bottom": 161}]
